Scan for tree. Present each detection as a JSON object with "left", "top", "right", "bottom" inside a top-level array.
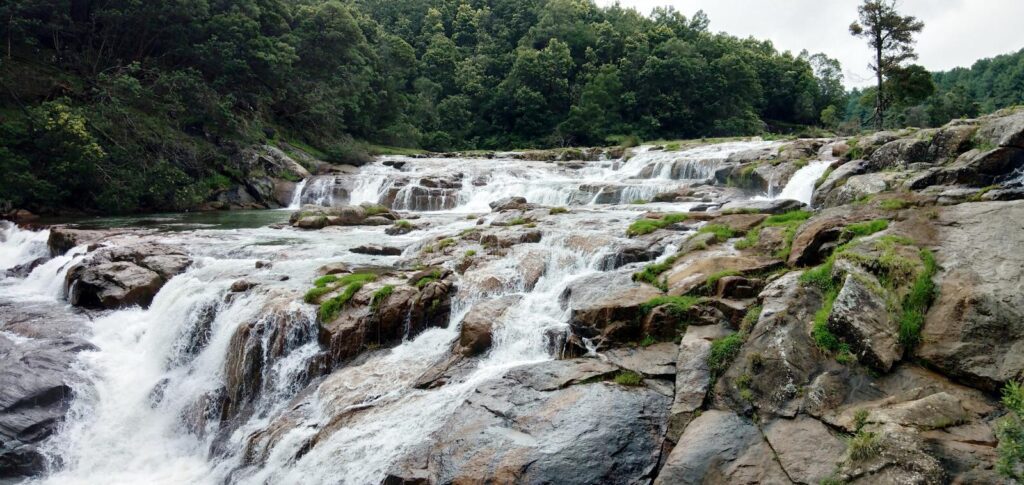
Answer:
[{"left": 849, "top": 0, "right": 924, "bottom": 129}]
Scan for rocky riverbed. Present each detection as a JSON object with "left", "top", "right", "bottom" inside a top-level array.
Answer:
[{"left": 1, "top": 108, "right": 1023, "bottom": 484}]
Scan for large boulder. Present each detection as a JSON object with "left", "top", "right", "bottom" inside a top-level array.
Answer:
[
  {"left": 563, "top": 269, "right": 663, "bottom": 348},
  {"left": 456, "top": 295, "right": 522, "bottom": 356},
  {"left": 654, "top": 410, "right": 790, "bottom": 485},
  {"left": 0, "top": 332, "right": 94, "bottom": 478},
  {"left": 65, "top": 243, "right": 192, "bottom": 309},
  {"left": 289, "top": 204, "right": 399, "bottom": 229},
  {"left": 868, "top": 138, "right": 931, "bottom": 171},
  {"left": 828, "top": 272, "right": 902, "bottom": 372},
  {"left": 763, "top": 416, "right": 847, "bottom": 485},
  {"left": 975, "top": 108, "right": 1024, "bottom": 149},
  {"left": 918, "top": 200, "right": 1024, "bottom": 391},
  {"left": 389, "top": 359, "right": 669, "bottom": 484}
]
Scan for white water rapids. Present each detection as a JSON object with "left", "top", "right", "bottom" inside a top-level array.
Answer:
[{"left": 0, "top": 140, "right": 831, "bottom": 484}]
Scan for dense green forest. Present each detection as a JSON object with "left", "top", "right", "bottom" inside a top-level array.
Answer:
[
  {"left": 840, "top": 47, "right": 1024, "bottom": 131},
  {"left": 0, "top": 0, "right": 1021, "bottom": 214}
]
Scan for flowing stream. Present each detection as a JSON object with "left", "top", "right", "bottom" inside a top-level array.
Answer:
[{"left": 0, "top": 141, "right": 830, "bottom": 484}]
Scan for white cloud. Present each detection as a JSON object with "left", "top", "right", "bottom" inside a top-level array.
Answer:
[{"left": 595, "top": 0, "right": 1024, "bottom": 87}]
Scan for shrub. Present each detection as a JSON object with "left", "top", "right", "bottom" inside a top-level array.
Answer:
[
  {"left": 639, "top": 335, "right": 657, "bottom": 347},
  {"left": 614, "top": 371, "right": 644, "bottom": 386},
  {"left": 847, "top": 431, "right": 882, "bottom": 462},
  {"left": 549, "top": 207, "right": 569, "bottom": 215},
  {"left": 464, "top": 250, "right": 476, "bottom": 257},
  {"left": 394, "top": 220, "right": 413, "bottom": 229},
  {"left": 708, "top": 333, "right": 744, "bottom": 376},
  {"left": 363, "top": 204, "right": 390, "bottom": 216}
]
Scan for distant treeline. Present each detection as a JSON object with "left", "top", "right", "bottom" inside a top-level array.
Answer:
[
  {"left": 0, "top": 0, "right": 1020, "bottom": 213},
  {"left": 840, "top": 47, "right": 1024, "bottom": 132}
]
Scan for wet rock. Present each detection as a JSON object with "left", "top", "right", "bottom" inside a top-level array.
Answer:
[
  {"left": 832, "top": 423, "right": 946, "bottom": 485},
  {"left": 655, "top": 410, "right": 790, "bottom": 485},
  {"left": 868, "top": 138, "right": 931, "bottom": 170},
  {"left": 602, "top": 342, "right": 677, "bottom": 377},
  {"left": 787, "top": 205, "right": 882, "bottom": 267},
  {"left": 289, "top": 204, "right": 400, "bottom": 229},
  {"left": 828, "top": 272, "right": 901, "bottom": 372},
  {"left": 667, "top": 324, "right": 730, "bottom": 440},
  {"left": 457, "top": 295, "right": 521, "bottom": 356},
  {"left": 714, "top": 275, "right": 763, "bottom": 299},
  {"left": 918, "top": 200, "right": 1024, "bottom": 391},
  {"left": 718, "top": 198, "right": 806, "bottom": 215},
  {"left": 230, "top": 279, "right": 256, "bottom": 292},
  {"left": 391, "top": 359, "right": 669, "bottom": 484},
  {"left": 936, "top": 146, "right": 1024, "bottom": 187},
  {"left": 664, "top": 253, "right": 781, "bottom": 296},
  {"left": 47, "top": 227, "right": 120, "bottom": 255},
  {"left": 712, "top": 213, "right": 767, "bottom": 233},
  {"left": 65, "top": 243, "right": 192, "bottom": 309},
  {"left": 315, "top": 262, "right": 348, "bottom": 276},
  {"left": 564, "top": 270, "right": 663, "bottom": 348},
  {"left": 350, "top": 245, "right": 403, "bottom": 256},
  {"left": 0, "top": 333, "right": 94, "bottom": 478},
  {"left": 488, "top": 196, "right": 529, "bottom": 212},
  {"left": 763, "top": 416, "right": 846, "bottom": 484},
  {"left": 975, "top": 108, "right": 1024, "bottom": 148}
]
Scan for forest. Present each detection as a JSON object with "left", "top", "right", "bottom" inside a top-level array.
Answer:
[{"left": 0, "top": 0, "right": 1021, "bottom": 213}]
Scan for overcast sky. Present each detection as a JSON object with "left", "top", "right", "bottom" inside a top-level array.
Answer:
[{"left": 595, "top": 0, "right": 1024, "bottom": 87}]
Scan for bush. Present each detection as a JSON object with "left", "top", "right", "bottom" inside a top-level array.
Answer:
[
  {"left": 324, "top": 141, "right": 373, "bottom": 166},
  {"left": 848, "top": 431, "right": 882, "bottom": 462},
  {"left": 999, "top": 381, "right": 1024, "bottom": 481},
  {"left": 549, "top": 207, "right": 569, "bottom": 215}
]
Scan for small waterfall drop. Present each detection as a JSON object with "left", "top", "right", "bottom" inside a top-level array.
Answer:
[
  {"left": 286, "top": 179, "right": 308, "bottom": 210},
  {"left": 0, "top": 221, "right": 50, "bottom": 272}
]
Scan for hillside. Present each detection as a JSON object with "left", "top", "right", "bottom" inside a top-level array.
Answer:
[{"left": 0, "top": 0, "right": 842, "bottom": 215}]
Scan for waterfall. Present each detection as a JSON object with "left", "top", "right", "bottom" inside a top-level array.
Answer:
[
  {"left": 0, "top": 221, "right": 50, "bottom": 272},
  {"left": 773, "top": 161, "right": 832, "bottom": 205},
  {"left": 286, "top": 179, "right": 308, "bottom": 210},
  {"left": 3, "top": 139, "right": 795, "bottom": 484},
  {"left": 752, "top": 160, "right": 832, "bottom": 206}
]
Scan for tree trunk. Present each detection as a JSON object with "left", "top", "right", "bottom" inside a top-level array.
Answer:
[{"left": 875, "top": 42, "right": 884, "bottom": 130}]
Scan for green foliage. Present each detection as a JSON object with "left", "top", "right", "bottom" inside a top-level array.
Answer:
[
  {"left": 841, "top": 219, "right": 889, "bottom": 238},
  {"left": 549, "top": 207, "right": 569, "bottom": 215},
  {"left": 370, "top": 285, "right": 394, "bottom": 311},
  {"left": 639, "top": 335, "right": 657, "bottom": 347},
  {"left": 464, "top": 250, "right": 476, "bottom": 257},
  {"left": 740, "top": 305, "right": 762, "bottom": 334},
  {"left": 697, "top": 224, "right": 738, "bottom": 240},
  {"left": 633, "top": 258, "right": 675, "bottom": 292},
  {"left": 879, "top": 199, "right": 909, "bottom": 211},
  {"left": 307, "top": 272, "right": 378, "bottom": 320},
  {"left": 395, "top": 220, "right": 413, "bottom": 229},
  {"left": 627, "top": 213, "right": 688, "bottom": 237},
  {"left": 998, "top": 381, "right": 1024, "bottom": 481},
  {"left": 847, "top": 431, "right": 882, "bottom": 462},
  {"left": 416, "top": 270, "right": 443, "bottom": 288},
  {"left": 614, "top": 371, "right": 644, "bottom": 386},
  {"left": 708, "top": 333, "right": 745, "bottom": 376},
  {"left": 640, "top": 295, "right": 701, "bottom": 317},
  {"left": 854, "top": 409, "right": 870, "bottom": 431},
  {"left": 764, "top": 210, "right": 813, "bottom": 225},
  {"left": 898, "top": 249, "right": 936, "bottom": 346}
]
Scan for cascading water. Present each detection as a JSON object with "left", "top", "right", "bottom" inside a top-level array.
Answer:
[
  {"left": 765, "top": 160, "right": 832, "bottom": 205},
  {"left": 285, "top": 179, "right": 308, "bottom": 210},
  {"left": 1, "top": 139, "right": 799, "bottom": 484},
  {"left": 292, "top": 140, "right": 781, "bottom": 212}
]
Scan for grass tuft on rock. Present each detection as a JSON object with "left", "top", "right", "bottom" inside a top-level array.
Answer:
[
  {"left": 708, "top": 333, "right": 745, "bottom": 377},
  {"left": 370, "top": 285, "right": 394, "bottom": 311},
  {"left": 549, "top": 207, "right": 569, "bottom": 215},
  {"left": 614, "top": 371, "right": 644, "bottom": 386},
  {"left": 640, "top": 295, "right": 701, "bottom": 317},
  {"left": 998, "top": 380, "right": 1024, "bottom": 481},
  {"left": 627, "top": 213, "right": 688, "bottom": 236},
  {"left": 898, "top": 249, "right": 937, "bottom": 346},
  {"left": 847, "top": 430, "right": 882, "bottom": 462},
  {"left": 841, "top": 219, "right": 889, "bottom": 239},
  {"left": 705, "top": 270, "right": 740, "bottom": 294}
]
